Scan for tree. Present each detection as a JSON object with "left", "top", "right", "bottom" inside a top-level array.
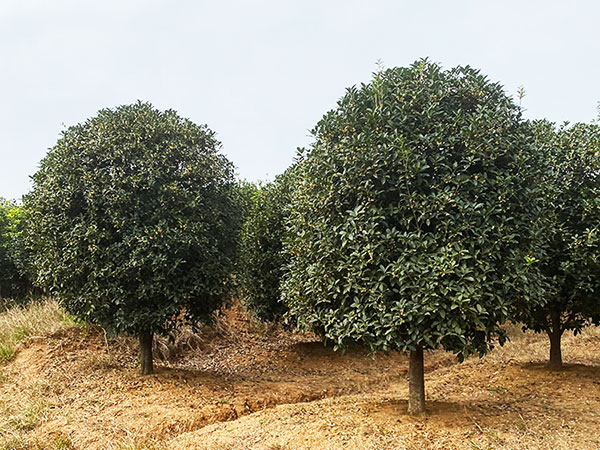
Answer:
[
  {"left": 24, "top": 102, "right": 240, "bottom": 374},
  {"left": 282, "top": 60, "right": 546, "bottom": 414},
  {"left": 519, "top": 121, "right": 600, "bottom": 370},
  {"left": 0, "top": 200, "right": 30, "bottom": 300},
  {"left": 238, "top": 168, "right": 296, "bottom": 321}
]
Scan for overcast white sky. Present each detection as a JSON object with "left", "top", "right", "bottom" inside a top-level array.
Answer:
[{"left": 1, "top": 0, "right": 599, "bottom": 200}]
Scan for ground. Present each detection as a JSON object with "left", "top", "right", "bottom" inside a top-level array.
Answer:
[{"left": 0, "top": 301, "right": 598, "bottom": 450}]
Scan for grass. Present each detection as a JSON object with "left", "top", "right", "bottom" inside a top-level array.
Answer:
[
  {"left": 0, "top": 298, "right": 76, "bottom": 364},
  {"left": 116, "top": 440, "right": 169, "bottom": 450},
  {"left": 0, "top": 299, "right": 77, "bottom": 450},
  {"left": 0, "top": 435, "right": 74, "bottom": 450},
  {"left": 0, "top": 344, "right": 16, "bottom": 363}
]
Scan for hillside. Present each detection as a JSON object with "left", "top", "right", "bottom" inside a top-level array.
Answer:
[{"left": 0, "top": 300, "right": 599, "bottom": 450}]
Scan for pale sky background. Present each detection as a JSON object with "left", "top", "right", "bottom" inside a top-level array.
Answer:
[{"left": 1, "top": 0, "right": 599, "bottom": 201}]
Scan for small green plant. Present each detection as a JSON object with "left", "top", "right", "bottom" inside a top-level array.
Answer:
[
  {"left": 51, "top": 435, "right": 73, "bottom": 450},
  {"left": 7, "top": 400, "right": 48, "bottom": 432},
  {"left": 0, "top": 344, "right": 15, "bottom": 363},
  {"left": 486, "top": 386, "right": 508, "bottom": 393}
]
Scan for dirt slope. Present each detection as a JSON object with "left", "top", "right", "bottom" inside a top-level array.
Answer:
[
  {"left": 171, "top": 341, "right": 600, "bottom": 450},
  {"left": 0, "top": 303, "right": 598, "bottom": 450}
]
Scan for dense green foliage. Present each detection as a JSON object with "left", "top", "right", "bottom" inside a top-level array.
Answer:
[
  {"left": 0, "top": 200, "right": 29, "bottom": 299},
  {"left": 23, "top": 102, "right": 240, "bottom": 340},
  {"left": 238, "top": 168, "right": 296, "bottom": 321},
  {"left": 519, "top": 121, "right": 600, "bottom": 365},
  {"left": 282, "top": 60, "right": 546, "bottom": 360}
]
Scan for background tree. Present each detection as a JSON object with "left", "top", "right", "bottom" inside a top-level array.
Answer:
[
  {"left": 0, "top": 200, "right": 30, "bottom": 301},
  {"left": 238, "top": 167, "right": 296, "bottom": 321},
  {"left": 519, "top": 121, "right": 600, "bottom": 369},
  {"left": 282, "top": 61, "right": 546, "bottom": 415},
  {"left": 24, "top": 102, "right": 240, "bottom": 374}
]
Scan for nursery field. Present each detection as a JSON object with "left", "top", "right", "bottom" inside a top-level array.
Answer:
[{"left": 0, "top": 300, "right": 599, "bottom": 450}]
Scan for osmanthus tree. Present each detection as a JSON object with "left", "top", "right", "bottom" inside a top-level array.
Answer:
[
  {"left": 0, "top": 200, "right": 29, "bottom": 300},
  {"left": 518, "top": 121, "right": 600, "bottom": 370},
  {"left": 282, "top": 60, "right": 547, "bottom": 415},
  {"left": 238, "top": 167, "right": 296, "bottom": 321},
  {"left": 24, "top": 102, "right": 240, "bottom": 374}
]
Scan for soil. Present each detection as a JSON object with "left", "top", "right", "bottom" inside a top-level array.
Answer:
[{"left": 1, "top": 303, "right": 599, "bottom": 450}]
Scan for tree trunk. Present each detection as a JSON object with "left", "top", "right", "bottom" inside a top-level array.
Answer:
[
  {"left": 139, "top": 330, "right": 154, "bottom": 375},
  {"left": 547, "top": 313, "right": 563, "bottom": 370},
  {"left": 407, "top": 345, "right": 426, "bottom": 415},
  {"left": 548, "top": 330, "right": 562, "bottom": 370},
  {"left": 546, "top": 312, "right": 563, "bottom": 370}
]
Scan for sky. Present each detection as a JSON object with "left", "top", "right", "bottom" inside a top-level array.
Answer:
[{"left": 1, "top": 0, "right": 599, "bottom": 201}]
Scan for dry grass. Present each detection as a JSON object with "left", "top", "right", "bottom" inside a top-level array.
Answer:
[
  {"left": 0, "top": 299, "right": 76, "bottom": 364},
  {"left": 0, "top": 299, "right": 77, "bottom": 450}
]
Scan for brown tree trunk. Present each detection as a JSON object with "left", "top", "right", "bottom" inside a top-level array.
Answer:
[
  {"left": 548, "top": 330, "right": 562, "bottom": 370},
  {"left": 547, "top": 313, "right": 563, "bottom": 370},
  {"left": 547, "top": 314, "right": 563, "bottom": 370},
  {"left": 139, "top": 330, "right": 154, "bottom": 375},
  {"left": 408, "top": 345, "right": 426, "bottom": 415}
]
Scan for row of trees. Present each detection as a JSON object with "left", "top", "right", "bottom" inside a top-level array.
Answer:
[
  {"left": 239, "top": 62, "right": 600, "bottom": 414},
  {"left": 1, "top": 61, "right": 598, "bottom": 414}
]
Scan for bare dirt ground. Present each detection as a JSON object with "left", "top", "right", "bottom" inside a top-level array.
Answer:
[{"left": 0, "top": 303, "right": 599, "bottom": 450}]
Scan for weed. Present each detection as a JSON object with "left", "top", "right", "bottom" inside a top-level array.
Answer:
[
  {"left": 117, "top": 439, "right": 168, "bottom": 450},
  {"left": 486, "top": 428, "right": 500, "bottom": 440},
  {"left": 51, "top": 435, "right": 73, "bottom": 450},
  {"left": 468, "top": 440, "right": 492, "bottom": 450},
  {"left": 486, "top": 386, "right": 508, "bottom": 393},
  {"left": 7, "top": 400, "right": 48, "bottom": 431},
  {"left": 0, "top": 344, "right": 15, "bottom": 363},
  {"left": 11, "top": 327, "right": 28, "bottom": 342}
]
